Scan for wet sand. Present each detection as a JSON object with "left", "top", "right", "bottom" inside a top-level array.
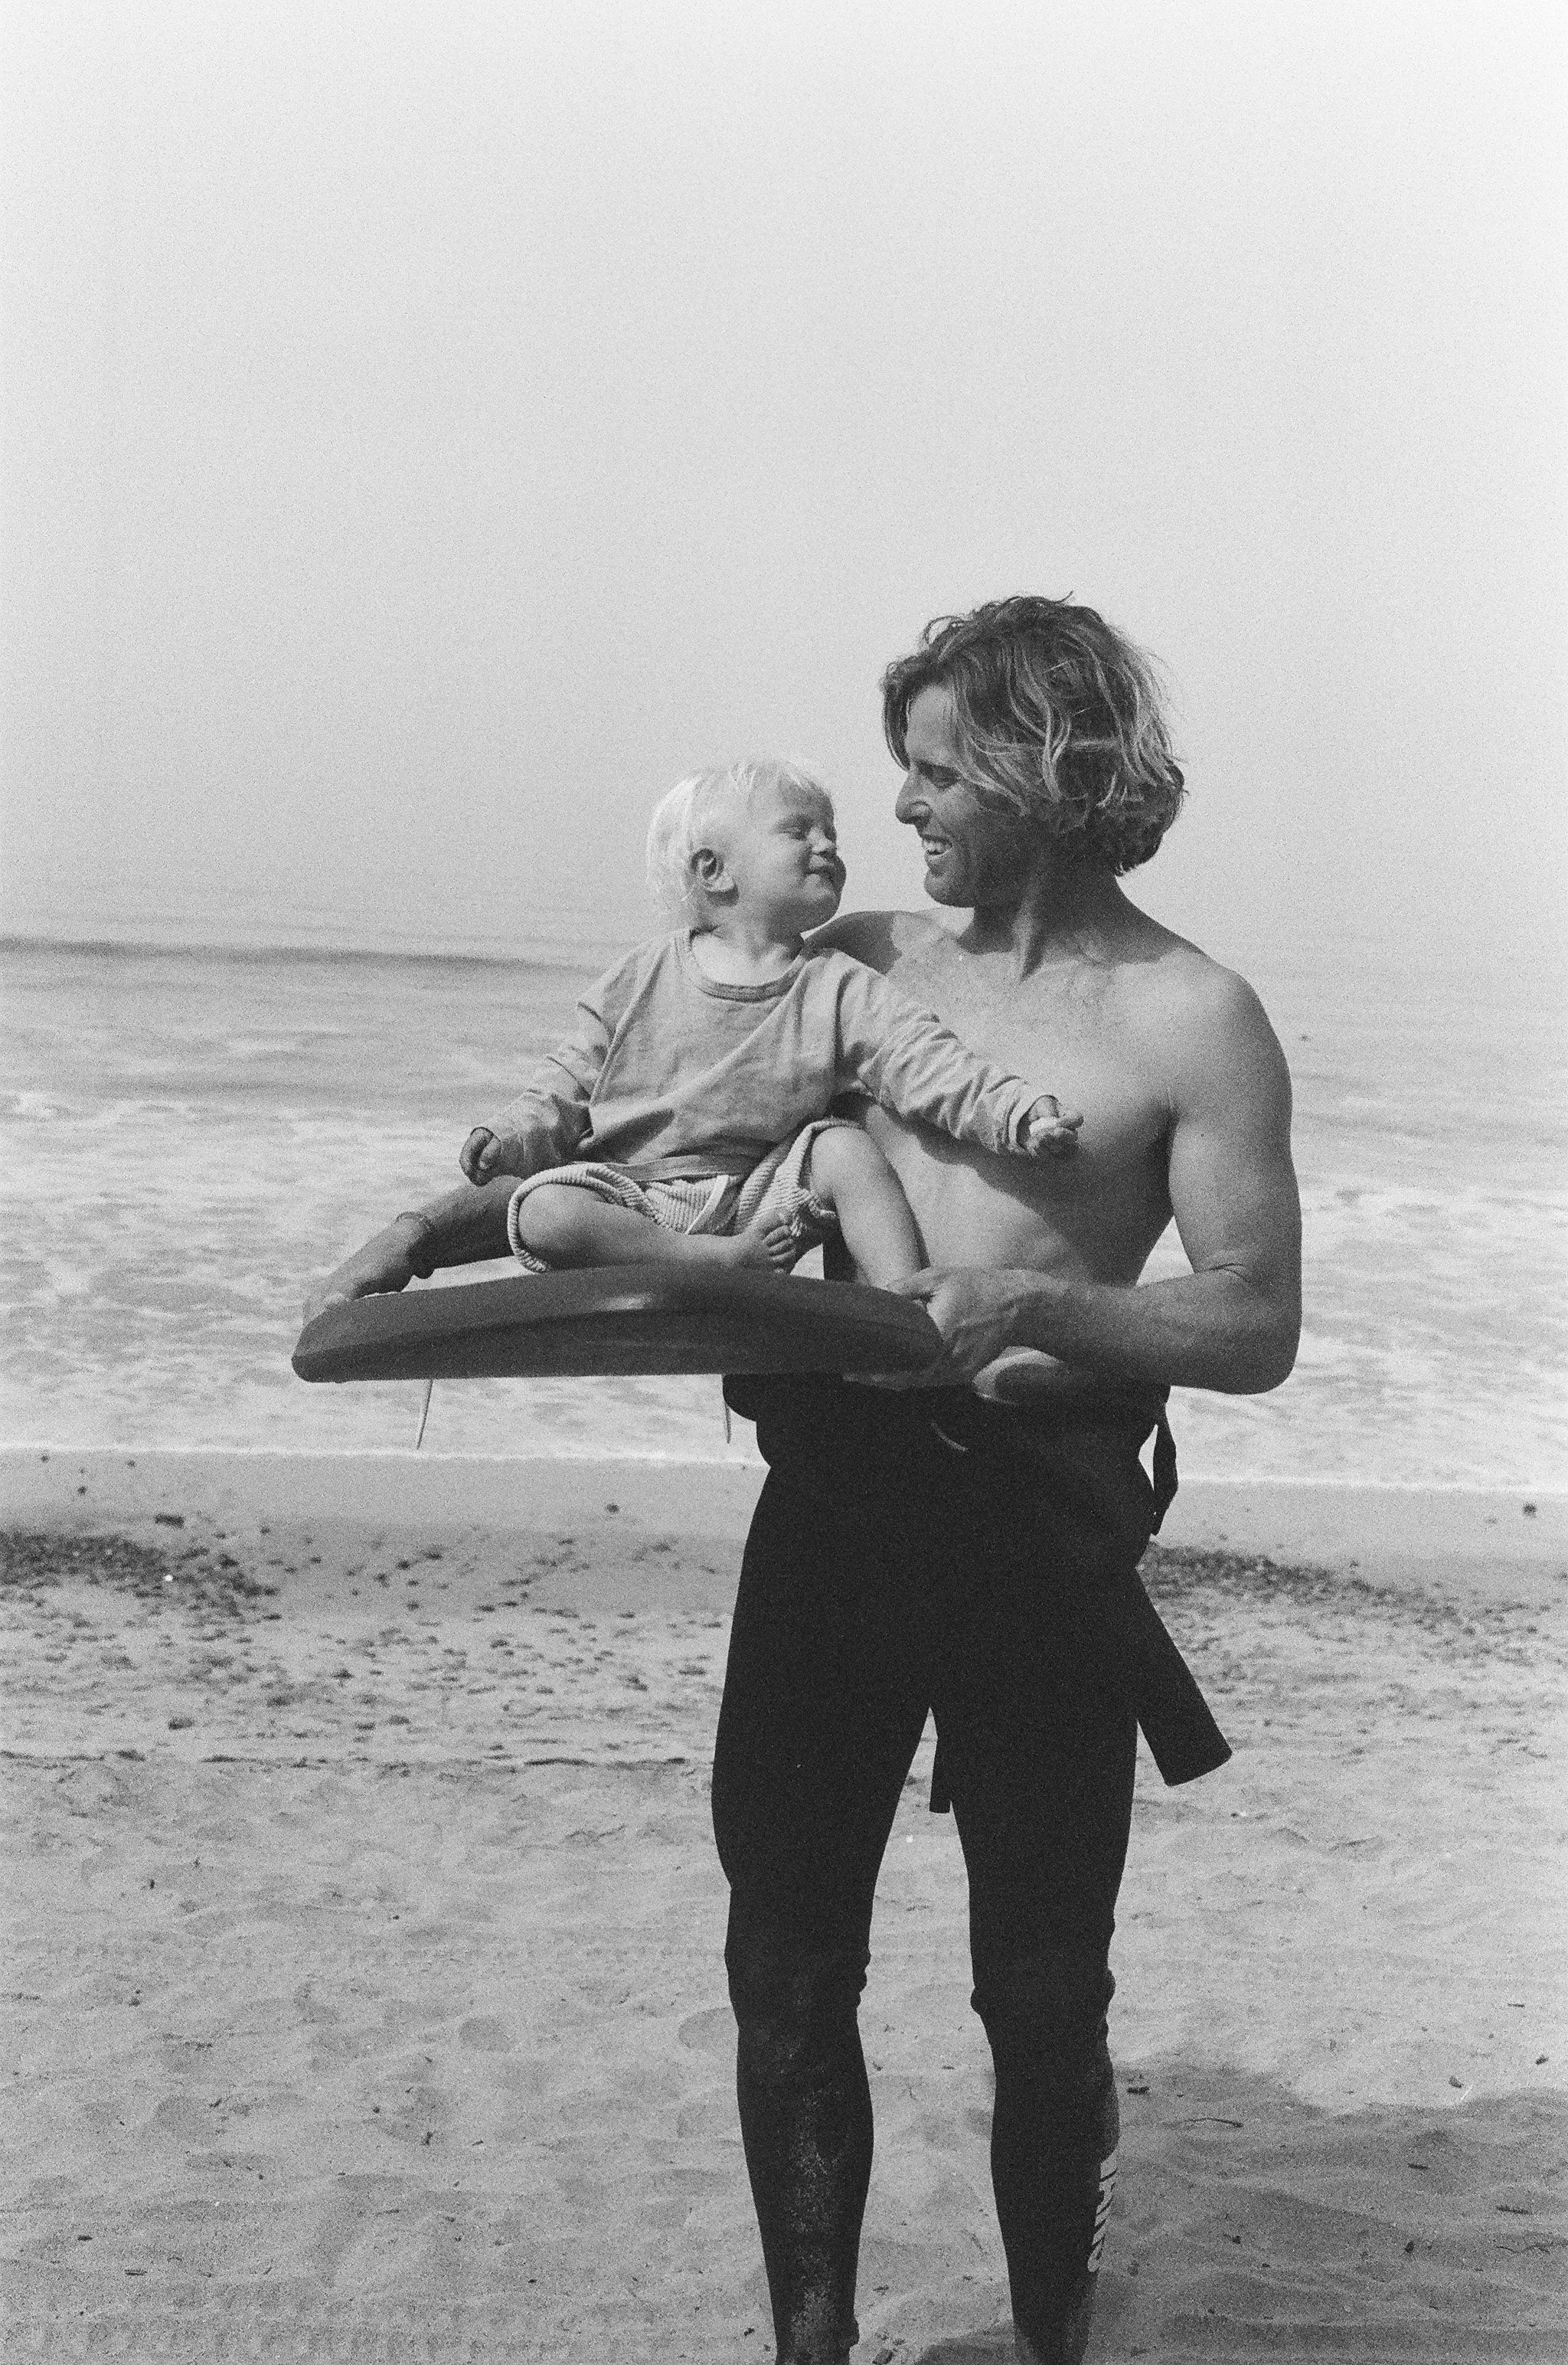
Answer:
[{"left": 2, "top": 1454, "right": 1564, "bottom": 2360}]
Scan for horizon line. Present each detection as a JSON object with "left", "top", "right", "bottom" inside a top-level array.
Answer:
[{"left": 0, "top": 925, "right": 622, "bottom": 974}]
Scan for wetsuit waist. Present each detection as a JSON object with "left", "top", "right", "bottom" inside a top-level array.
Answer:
[
  {"left": 726, "top": 1372, "right": 1225, "bottom": 1791},
  {"left": 721, "top": 1371, "right": 1168, "bottom": 1458}
]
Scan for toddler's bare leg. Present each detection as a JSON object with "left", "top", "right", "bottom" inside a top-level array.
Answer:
[
  {"left": 805, "top": 1127, "right": 923, "bottom": 1288},
  {"left": 514, "top": 1185, "right": 795, "bottom": 1273}
]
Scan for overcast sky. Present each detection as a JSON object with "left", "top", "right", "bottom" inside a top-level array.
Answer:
[{"left": 3, "top": 0, "right": 1563, "bottom": 969}]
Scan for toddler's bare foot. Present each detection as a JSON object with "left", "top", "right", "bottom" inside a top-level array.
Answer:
[{"left": 721, "top": 1213, "right": 800, "bottom": 1272}]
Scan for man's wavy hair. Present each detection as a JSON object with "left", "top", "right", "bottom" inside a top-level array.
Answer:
[{"left": 881, "top": 596, "right": 1185, "bottom": 874}]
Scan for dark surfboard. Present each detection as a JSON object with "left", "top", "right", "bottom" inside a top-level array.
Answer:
[{"left": 292, "top": 1265, "right": 943, "bottom": 1384}]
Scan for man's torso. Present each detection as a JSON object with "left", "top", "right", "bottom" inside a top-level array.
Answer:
[{"left": 825, "top": 908, "right": 1207, "bottom": 1286}]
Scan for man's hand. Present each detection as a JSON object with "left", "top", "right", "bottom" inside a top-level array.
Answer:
[
  {"left": 1019, "top": 1095, "right": 1083, "bottom": 1159},
  {"left": 460, "top": 1127, "right": 507, "bottom": 1184},
  {"left": 887, "top": 1265, "right": 1056, "bottom": 1383}
]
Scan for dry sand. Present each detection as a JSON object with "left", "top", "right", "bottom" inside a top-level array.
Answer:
[{"left": 2, "top": 1450, "right": 1564, "bottom": 2362}]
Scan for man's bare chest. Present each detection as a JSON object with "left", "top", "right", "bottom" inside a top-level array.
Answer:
[{"left": 890, "top": 939, "right": 1168, "bottom": 1166}]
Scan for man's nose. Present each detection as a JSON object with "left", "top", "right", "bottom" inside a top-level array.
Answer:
[{"left": 894, "top": 771, "right": 923, "bottom": 824}]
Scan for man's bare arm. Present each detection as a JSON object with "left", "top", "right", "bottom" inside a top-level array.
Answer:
[
  {"left": 302, "top": 1176, "right": 517, "bottom": 1323},
  {"left": 900, "top": 970, "right": 1302, "bottom": 1395},
  {"left": 806, "top": 908, "right": 905, "bottom": 970}
]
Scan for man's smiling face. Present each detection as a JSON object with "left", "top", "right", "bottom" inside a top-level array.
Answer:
[{"left": 894, "top": 685, "right": 1040, "bottom": 910}]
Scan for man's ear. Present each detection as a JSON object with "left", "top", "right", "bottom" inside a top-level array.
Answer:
[{"left": 691, "top": 845, "right": 735, "bottom": 899}]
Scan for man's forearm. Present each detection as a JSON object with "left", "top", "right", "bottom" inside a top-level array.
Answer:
[
  {"left": 407, "top": 1176, "right": 518, "bottom": 1268},
  {"left": 1012, "top": 1265, "right": 1298, "bottom": 1395},
  {"left": 304, "top": 1176, "right": 520, "bottom": 1323}
]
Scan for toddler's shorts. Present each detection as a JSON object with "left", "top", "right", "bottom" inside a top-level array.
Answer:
[{"left": 506, "top": 1117, "right": 849, "bottom": 1274}]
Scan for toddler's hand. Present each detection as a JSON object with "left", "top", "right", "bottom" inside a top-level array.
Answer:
[
  {"left": 1020, "top": 1095, "right": 1083, "bottom": 1160},
  {"left": 460, "top": 1127, "right": 505, "bottom": 1184}
]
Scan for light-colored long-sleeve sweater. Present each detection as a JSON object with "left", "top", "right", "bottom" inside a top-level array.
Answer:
[{"left": 483, "top": 930, "right": 1046, "bottom": 1180}]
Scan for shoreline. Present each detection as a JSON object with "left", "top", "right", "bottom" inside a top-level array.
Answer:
[
  {"left": 10, "top": 1439, "right": 1563, "bottom": 1488},
  {"left": 5, "top": 1445, "right": 1561, "bottom": 1598}
]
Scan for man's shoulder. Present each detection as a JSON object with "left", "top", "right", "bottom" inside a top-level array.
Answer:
[
  {"left": 1125, "top": 924, "right": 1261, "bottom": 1016},
  {"left": 1118, "top": 926, "right": 1289, "bottom": 1101},
  {"left": 807, "top": 908, "right": 950, "bottom": 975}
]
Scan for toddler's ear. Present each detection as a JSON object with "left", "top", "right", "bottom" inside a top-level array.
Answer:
[{"left": 692, "top": 845, "right": 734, "bottom": 898}]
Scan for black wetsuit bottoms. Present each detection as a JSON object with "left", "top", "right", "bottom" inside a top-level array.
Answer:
[{"left": 711, "top": 1376, "right": 1227, "bottom": 2365}]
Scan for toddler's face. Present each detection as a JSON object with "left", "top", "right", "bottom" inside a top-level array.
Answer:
[{"left": 711, "top": 781, "right": 845, "bottom": 930}]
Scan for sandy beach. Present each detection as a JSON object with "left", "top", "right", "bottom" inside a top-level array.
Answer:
[{"left": 3, "top": 1451, "right": 1564, "bottom": 2362}]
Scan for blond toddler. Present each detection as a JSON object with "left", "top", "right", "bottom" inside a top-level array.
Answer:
[{"left": 460, "top": 759, "right": 1080, "bottom": 1286}]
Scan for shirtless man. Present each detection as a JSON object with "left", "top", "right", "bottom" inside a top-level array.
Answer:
[{"left": 307, "top": 595, "right": 1301, "bottom": 2365}]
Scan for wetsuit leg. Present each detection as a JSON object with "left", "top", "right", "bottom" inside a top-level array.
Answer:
[
  {"left": 713, "top": 1463, "right": 930, "bottom": 2365},
  {"left": 724, "top": 1906, "right": 875, "bottom": 2365},
  {"left": 972, "top": 1952, "right": 1122, "bottom": 2365},
  {"left": 931, "top": 1457, "right": 1139, "bottom": 2363}
]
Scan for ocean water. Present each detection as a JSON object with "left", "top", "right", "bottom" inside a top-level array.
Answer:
[{"left": 2, "top": 932, "right": 1563, "bottom": 1484}]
